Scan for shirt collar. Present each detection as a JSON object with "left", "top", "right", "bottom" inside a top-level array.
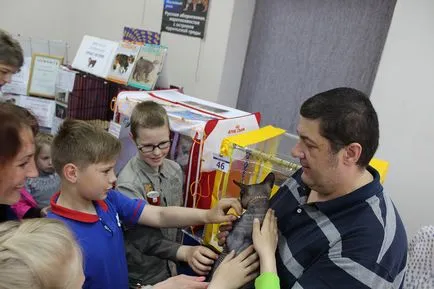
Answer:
[
  {"left": 50, "top": 192, "right": 108, "bottom": 223},
  {"left": 134, "top": 154, "right": 170, "bottom": 179},
  {"left": 310, "top": 166, "right": 382, "bottom": 214}
]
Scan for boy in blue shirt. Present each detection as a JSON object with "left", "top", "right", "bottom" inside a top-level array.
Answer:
[{"left": 48, "top": 119, "right": 241, "bottom": 289}]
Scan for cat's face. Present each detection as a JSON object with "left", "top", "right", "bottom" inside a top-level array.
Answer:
[{"left": 233, "top": 173, "right": 275, "bottom": 209}]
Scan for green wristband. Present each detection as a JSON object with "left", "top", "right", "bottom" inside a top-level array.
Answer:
[{"left": 255, "top": 272, "right": 280, "bottom": 289}]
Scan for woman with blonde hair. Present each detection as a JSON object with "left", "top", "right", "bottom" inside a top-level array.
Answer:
[{"left": 0, "top": 218, "right": 84, "bottom": 289}]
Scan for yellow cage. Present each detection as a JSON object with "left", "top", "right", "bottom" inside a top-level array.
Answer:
[{"left": 202, "top": 126, "right": 389, "bottom": 251}]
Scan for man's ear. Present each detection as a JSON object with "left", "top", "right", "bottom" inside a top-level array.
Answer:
[
  {"left": 63, "top": 163, "right": 79, "bottom": 183},
  {"left": 343, "top": 143, "right": 362, "bottom": 166}
]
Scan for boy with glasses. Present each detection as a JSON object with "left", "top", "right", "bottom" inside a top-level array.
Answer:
[{"left": 117, "top": 101, "right": 218, "bottom": 286}]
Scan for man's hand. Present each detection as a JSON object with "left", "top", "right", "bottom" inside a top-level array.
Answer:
[
  {"left": 205, "top": 198, "right": 242, "bottom": 224},
  {"left": 177, "top": 245, "right": 218, "bottom": 275},
  {"left": 153, "top": 275, "right": 208, "bottom": 289},
  {"left": 208, "top": 245, "right": 259, "bottom": 289}
]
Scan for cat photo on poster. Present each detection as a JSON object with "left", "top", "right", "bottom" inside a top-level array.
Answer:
[
  {"left": 107, "top": 42, "right": 141, "bottom": 85},
  {"left": 127, "top": 44, "right": 167, "bottom": 91}
]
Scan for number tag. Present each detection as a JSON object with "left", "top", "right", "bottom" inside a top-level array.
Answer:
[{"left": 212, "top": 153, "right": 230, "bottom": 173}]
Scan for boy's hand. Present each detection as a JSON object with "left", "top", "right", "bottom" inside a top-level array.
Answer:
[
  {"left": 208, "top": 245, "right": 259, "bottom": 289},
  {"left": 252, "top": 209, "right": 278, "bottom": 258},
  {"left": 206, "top": 198, "right": 242, "bottom": 224},
  {"left": 40, "top": 206, "right": 51, "bottom": 217},
  {"left": 178, "top": 245, "right": 217, "bottom": 275},
  {"left": 252, "top": 209, "right": 278, "bottom": 273},
  {"left": 217, "top": 223, "right": 233, "bottom": 246}
]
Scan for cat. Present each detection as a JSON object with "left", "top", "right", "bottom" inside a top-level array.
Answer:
[
  {"left": 88, "top": 57, "right": 97, "bottom": 68},
  {"left": 184, "top": 0, "right": 209, "bottom": 12},
  {"left": 208, "top": 172, "right": 275, "bottom": 289},
  {"left": 132, "top": 57, "right": 160, "bottom": 83},
  {"left": 112, "top": 54, "right": 135, "bottom": 74}
]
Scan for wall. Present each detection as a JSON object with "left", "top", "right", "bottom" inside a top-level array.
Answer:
[
  {"left": 0, "top": 0, "right": 256, "bottom": 107},
  {"left": 237, "top": 0, "right": 396, "bottom": 134},
  {"left": 370, "top": 0, "right": 434, "bottom": 238}
]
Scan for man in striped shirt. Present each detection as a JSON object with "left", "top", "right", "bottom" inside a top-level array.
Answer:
[
  {"left": 219, "top": 87, "right": 407, "bottom": 288},
  {"left": 271, "top": 87, "right": 407, "bottom": 288}
]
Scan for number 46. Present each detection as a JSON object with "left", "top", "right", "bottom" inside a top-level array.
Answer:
[{"left": 216, "top": 161, "right": 225, "bottom": 171}]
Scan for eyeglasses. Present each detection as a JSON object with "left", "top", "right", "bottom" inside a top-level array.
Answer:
[{"left": 137, "top": 140, "right": 171, "bottom": 154}]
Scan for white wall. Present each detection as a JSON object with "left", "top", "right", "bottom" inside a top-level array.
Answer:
[
  {"left": 371, "top": 0, "right": 434, "bottom": 239},
  {"left": 0, "top": 0, "right": 255, "bottom": 107}
]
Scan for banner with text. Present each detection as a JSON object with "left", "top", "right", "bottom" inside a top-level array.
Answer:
[{"left": 161, "top": 0, "right": 209, "bottom": 39}]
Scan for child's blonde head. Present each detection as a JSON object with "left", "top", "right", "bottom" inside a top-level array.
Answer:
[
  {"left": 35, "top": 132, "right": 53, "bottom": 158},
  {"left": 130, "top": 101, "right": 169, "bottom": 141},
  {"left": 52, "top": 119, "right": 121, "bottom": 175},
  {"left": 0, "top": 218, "right": 83, "bottom": 289}
]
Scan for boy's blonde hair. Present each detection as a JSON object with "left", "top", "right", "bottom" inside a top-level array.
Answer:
[
  {"left": 35, "top": 132, "right": 53, "bottom": 158},
  {"left": 0, "top": 218, "right": 82, "bottom": 289},
  {"left": 52, "top": 119, "right": 121, "bottom": 174},
  {"left": 130, "top": 101, "right": 169, "bottom": 140}
]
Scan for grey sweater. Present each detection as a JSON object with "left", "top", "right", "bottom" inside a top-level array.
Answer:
[
  {"left": 117, "top": 155, "right": 184, "bottom": 286},
  {"left": 26, "top": 172, "right": 61, "bottom": 207}
]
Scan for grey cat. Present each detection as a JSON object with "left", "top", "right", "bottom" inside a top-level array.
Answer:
[
  {"left": 132, "top": 57, "right": 160, "bottom": 83},
  {"left": 208, "top": 172, "right": 275, "bottom": 289}
]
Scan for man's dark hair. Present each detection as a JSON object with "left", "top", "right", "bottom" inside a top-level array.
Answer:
[{"left": 300, "top": 87, "right": 379, "bottom": 168}]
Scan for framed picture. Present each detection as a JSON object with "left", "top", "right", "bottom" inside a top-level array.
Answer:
[
  {"left": 55, "top": 91, "right": 69, "bottom": 105},
  {"left": 55, "top": 102, "right": 67, "bottom": 119},
  {"left": 27, "top": 54, "right": 63, "bottom": 99}
]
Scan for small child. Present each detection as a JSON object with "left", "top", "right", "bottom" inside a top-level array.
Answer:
[
  {"left": 47, "top": 119, "right": 240, "bottom": 289},
  {"left": 26, "top": 132, "right": 61, "bottom": 207}
]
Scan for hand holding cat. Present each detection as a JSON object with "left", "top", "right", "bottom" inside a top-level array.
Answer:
[
  {"left": 208, "top": 245, "right": 259, "bottom": 289},
  {"left": 182, "top": 245, "right": 217, "bottom": 275},
  {"left": 206, "top": 198, "right": 242, "bottom": 224},
  {"left": 252, "top": 209, "right": 278, "bottom": 273}
]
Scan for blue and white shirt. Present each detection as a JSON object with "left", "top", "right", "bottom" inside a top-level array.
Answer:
[
  {"left": 48, "top": 190, "right": 146, "bottom": 289},
  {"left": 271, "top": 167, "right": 407, "bottom": 288}
]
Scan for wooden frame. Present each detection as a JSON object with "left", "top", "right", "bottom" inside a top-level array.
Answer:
[{"left": 27, "top": 54, "right": 63, "bottom": 99}]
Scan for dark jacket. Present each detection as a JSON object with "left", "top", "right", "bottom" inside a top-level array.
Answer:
[
  {"left": 124, "top": 224, "right": 181, "bottom": 287},
  {"left": 0, "top": 204, "right": 18, "bottom": 222}
]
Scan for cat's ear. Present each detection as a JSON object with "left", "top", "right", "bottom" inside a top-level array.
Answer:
[
  {"left": 233, "top": 180, "right": 247, "bottom": 190},
  {"left": 262, "top": 172, "right": 275, "bottom": 188}
]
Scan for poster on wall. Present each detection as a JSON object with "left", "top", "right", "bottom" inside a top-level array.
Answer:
[
  {"left": 20, "top": 95, "right": 56, "bottom": 129},
  {"left": 71, "top": 35, "right": 118, "bottom": 78},
  {"left": 27, "top": 54, "right": 63, "bottom": 99},
  {"left": 161, "top": 0, "right": 209, "bottom": 39}
]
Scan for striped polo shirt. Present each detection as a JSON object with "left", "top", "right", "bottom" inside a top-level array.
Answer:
[{"left": 270, "top": 166, "right": 407, "bottom": 288}]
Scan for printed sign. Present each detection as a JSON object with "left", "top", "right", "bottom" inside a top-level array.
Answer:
[
  {"left": 161, "top": 0, "right": 210, "bottom": 39},
  {"left": 212, "top": 153, "right": 230, "bottom": 173},
  {"left": 71, "top": 36, "right": 118, "bottom": 78},
  {"left": 28, "top": 54, "right": 63, "bottom": 98}
]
